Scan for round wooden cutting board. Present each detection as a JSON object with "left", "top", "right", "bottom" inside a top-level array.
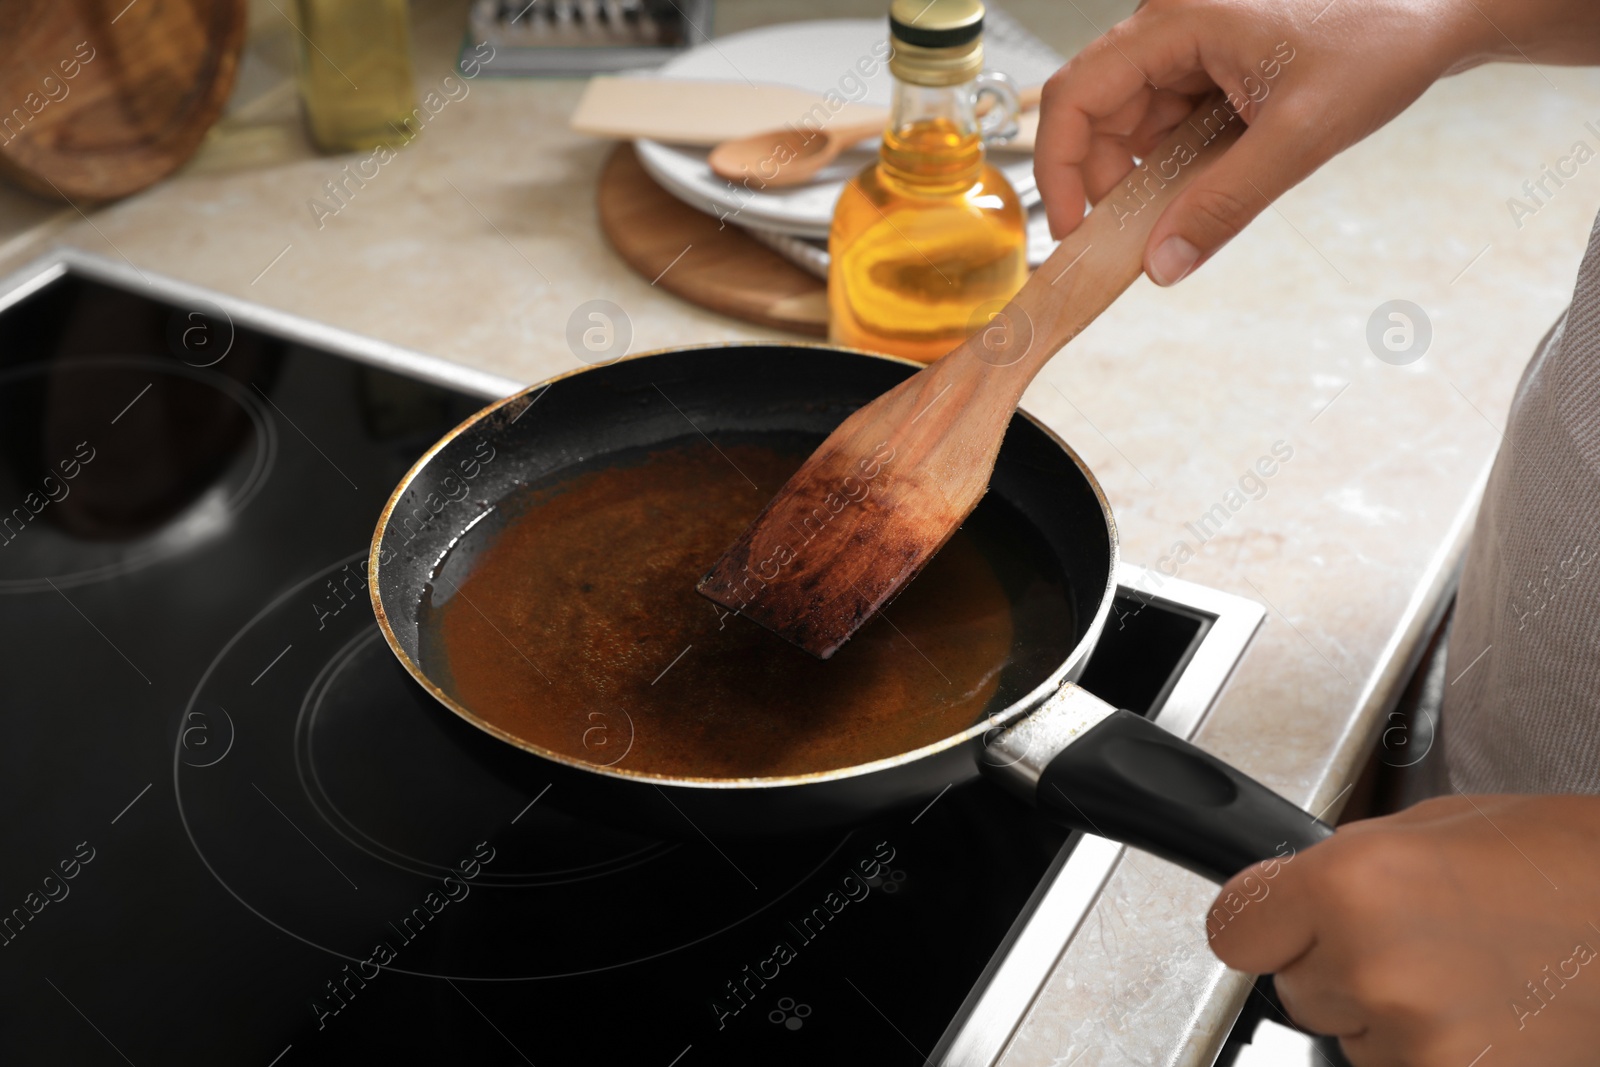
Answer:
[
  {"left": 597, "top": 144, "right": 828, "bottom": 337},
  {"left": 0, "top": 0, "right": 249, "bottom": 201}
]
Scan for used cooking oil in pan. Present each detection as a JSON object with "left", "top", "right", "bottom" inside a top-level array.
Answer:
[{"left": 415, "top": 436, "right": 1075, "bottom": 778}]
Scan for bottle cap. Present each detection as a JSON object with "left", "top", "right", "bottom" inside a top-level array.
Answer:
[{"left": 888, "top": 0, "right": 984, "bottom": 87}]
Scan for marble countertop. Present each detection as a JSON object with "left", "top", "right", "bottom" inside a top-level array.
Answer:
[{"left": 6, "top": 2, "right": 1600, "bottom": 1064}]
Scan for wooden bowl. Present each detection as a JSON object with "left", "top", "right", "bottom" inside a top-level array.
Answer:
[{"left": 0, "top": 0, "right": 249, "bottom": 202}]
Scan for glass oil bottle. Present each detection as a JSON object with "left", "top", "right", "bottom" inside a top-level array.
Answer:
[{"left": 828, "top": 0, "right": 1027, "bottom": 363}]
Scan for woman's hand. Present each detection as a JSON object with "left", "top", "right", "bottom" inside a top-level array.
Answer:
[
  {"left": 1034, "top": 0, "right": 1600, "bottom": 286},
  {"left": 1208, "top": 794, "right": 1600, "bottom": 1067}
]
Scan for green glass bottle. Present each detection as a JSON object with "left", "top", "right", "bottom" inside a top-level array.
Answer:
[{"left": 294, "top": 0, "right": 416, "bottom": 153}]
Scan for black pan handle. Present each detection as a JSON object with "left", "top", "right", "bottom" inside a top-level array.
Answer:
[{"left": 1035, "top": 708, "right": 1334, "bottom": 884}]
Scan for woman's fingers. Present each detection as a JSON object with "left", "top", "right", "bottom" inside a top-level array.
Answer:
[
  {"left": 1035, "top": 158, "right": 1089, "bottom": 243},
  {"left": 1205, "top": 855, "right": 1319, "bottom": 976},
  {"left": 1126, "top": 87, "right": 1200, "bottom": 156},
  {"left": 1034, "top": 78, "right": 1097, "bottom": 238},
  {"left": 1273, "top": 959, "right": 1366, "bottom": 1038},
  {"left": 1035, "top": 3, "right": 1335, "bottom": 274},
  {"left": 1197, "top": 796, "right": 1600, "bottom": 1066},
  {"left": 1205, "top": 848, "right": 1370, "bottom": 1040},
  {"left": 1035, "top": 11, "right": 1201, "bottom": 236},
  {"left": 1081, "top": 135, "right": 1138, "bottom": 204},
  {"left": 1143, "top": 102, "right": 1337, "bottom": 283}
]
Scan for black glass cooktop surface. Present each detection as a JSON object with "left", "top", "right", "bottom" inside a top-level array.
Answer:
[{"left": 0, "top": 268, "right": 1207, "bottom": 1066}]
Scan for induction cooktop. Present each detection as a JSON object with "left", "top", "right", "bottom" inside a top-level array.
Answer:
[{"left": 0, "top": 249, "right": 1263, "bottom": 1067}]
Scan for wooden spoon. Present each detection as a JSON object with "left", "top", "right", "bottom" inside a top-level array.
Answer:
[
  {"left": 708, "top": 84, "right": 1044, "bottom": 187},
  {"left": 697, "top": 95, "right": 1243, "bottom": 658}
]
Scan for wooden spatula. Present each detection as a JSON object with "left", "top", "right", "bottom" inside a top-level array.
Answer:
[{"left": 698, "top": 96, "right": 1244, "bottom": 658}]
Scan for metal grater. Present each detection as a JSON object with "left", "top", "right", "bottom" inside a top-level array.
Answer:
[{"left": 463, "top": 0, "right": 714, "bottom": 75}]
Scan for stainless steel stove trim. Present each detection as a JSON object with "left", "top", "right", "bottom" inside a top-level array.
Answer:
[
  {"left": 932, "top": 562, "right": 1266, "bottom": 1067},
  {"left": 0, "top": 248, "right": 527, "bottom": 402}
]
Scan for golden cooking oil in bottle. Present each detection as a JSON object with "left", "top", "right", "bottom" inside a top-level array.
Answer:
[
  {"left": 294, "top": 0, "right": 416, "bottom": 153},
  {"left": 829, "top": 0, "right": 1027, "bottom": 363}
]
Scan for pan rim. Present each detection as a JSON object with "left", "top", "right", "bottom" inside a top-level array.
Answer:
[{"left": 369, "top": 341, "right": 1119, "bottom": 790}]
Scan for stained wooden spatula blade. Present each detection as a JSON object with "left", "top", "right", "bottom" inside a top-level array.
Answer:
[
  {"left": 697, "top": 369, "right": 998, "bottom": 658},
  {"left": 700, "top": 95, "right": 1243, "bottom": 658}
]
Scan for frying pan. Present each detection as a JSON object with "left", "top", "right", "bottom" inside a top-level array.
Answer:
[{"left": 370, "top": 344, "right": 1332, "bottom": 885}]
